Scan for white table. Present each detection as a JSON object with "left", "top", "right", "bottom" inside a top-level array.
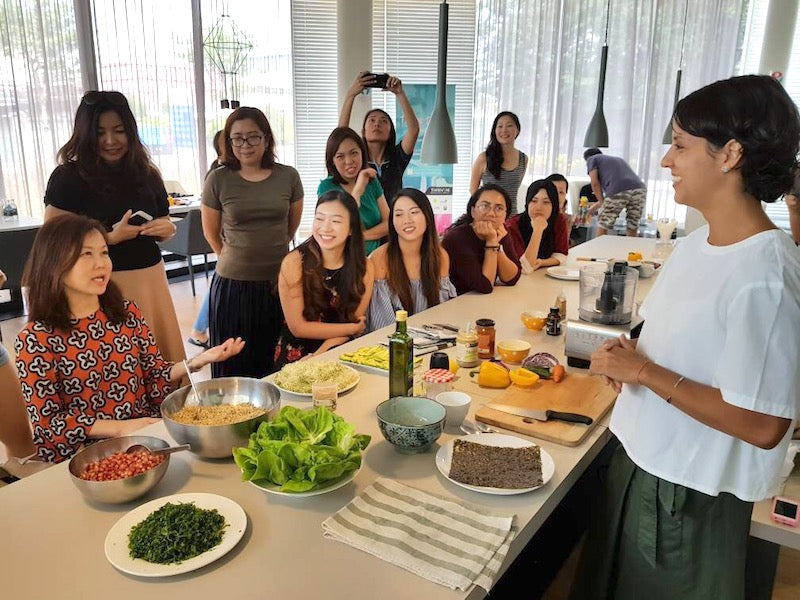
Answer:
[
  {"left": 168, "top": 198, "right": 201, "bottom": 216},
  {"left": 0, "top": 215, "right": 42, "bottom": 233}
]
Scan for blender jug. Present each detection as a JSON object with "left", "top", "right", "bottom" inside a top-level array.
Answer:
[{"left": 578, "top": 261, "right": 639, "bottom": 325}]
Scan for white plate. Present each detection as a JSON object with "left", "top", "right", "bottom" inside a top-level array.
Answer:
[
  {"left": 104, "top": 493, "right": 247, "bottom": 577},
  {"left": 546, "top": 266, "right": 580, "bottom": 281},
  {"left": 435, "top": 433, "right": 555, "bottom": 495},
  {"left": 249, "top": 465, "right": 361, "bottom": 497},
  {"left": 273, "top": 364, "right": 360, "bottom": 398}
]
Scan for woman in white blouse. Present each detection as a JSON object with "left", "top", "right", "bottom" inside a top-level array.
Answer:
[{"left": 367, "top": 189, "right": 456, "bottom": 331}]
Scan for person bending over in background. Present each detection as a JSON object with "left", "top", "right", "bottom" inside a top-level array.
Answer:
[
  {"left": 15, "top": 215, "right": 243, "bottom": 463},
  {"left": 442, "top": 184, "right": 521, "bottom": 294},
  {"left": 339, "top": 72, "right": 420, "bottom": 204},
  {"left": 584, "top": 147, "right": 647, "bottom": 236},
  {"left": 273, "top": 191, "right": 374, "bottom": 369},
  {"left": 367, "top": 188, "right": 455, "bottom": 331}
]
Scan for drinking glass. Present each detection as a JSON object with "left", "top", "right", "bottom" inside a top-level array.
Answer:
[
  {"left": 311, "top": 381, "right": 338, "bottom": 411},
  {"left": 654, "top": 218, "right": 677, "bottom": 259}
]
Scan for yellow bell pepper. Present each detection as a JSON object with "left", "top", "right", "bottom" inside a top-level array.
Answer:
[
  {"left": 472, "top": 361, "right": 511, "bottom": 388},
  {"left": 510, "top": 368, "right": 540, "bottom": 387}
]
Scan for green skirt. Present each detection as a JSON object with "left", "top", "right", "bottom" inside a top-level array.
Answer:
[{"left": 569, "top": 441, "right": 753, "bottom": 600}]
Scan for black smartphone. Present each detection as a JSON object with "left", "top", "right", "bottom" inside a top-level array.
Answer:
[
  {"left": 128, "top": 210, "right": 153, "bottom": 226},
  {"left": 364, "top": 72, "right": 390, "bottom": 89}
]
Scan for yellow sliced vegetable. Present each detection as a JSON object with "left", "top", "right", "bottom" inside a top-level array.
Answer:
[
  {"left": 472, "top": 361, "right": 511, "bottom": 388},
  {"left": 510, "top": 368, "right": 540, "bottom": 387}
]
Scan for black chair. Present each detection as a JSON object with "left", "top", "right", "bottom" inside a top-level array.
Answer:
[
  {"left": 0, "top": 225, "right": 39, "bottom": 341},
  {"left": 158, "top": 210, "right": 213, "bottom": 296}
]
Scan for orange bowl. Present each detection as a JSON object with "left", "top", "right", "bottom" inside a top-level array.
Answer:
[
  {"left": 497, "top": 339, "right": 532, "bottom": 364},
  {"left": 521, "top": 311, "right": 548, "bottom": 331}
]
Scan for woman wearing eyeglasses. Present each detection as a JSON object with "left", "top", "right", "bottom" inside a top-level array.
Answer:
[
  {"left": 318, "top": 127, "right": 390, "bottom": 254},
  {"left": 441, "top": 184, "right": 521, "bottom": 294},
  {"left": 202, "top": 107, "right": 304, "bottom": 378},
  {"left": 44, "top": 90, "right": 185, "bottom": 363}
]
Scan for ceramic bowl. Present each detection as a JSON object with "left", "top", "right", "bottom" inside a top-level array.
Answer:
[
  {"left": 497, "top": 339, "right": 532, "bottom": 363},
  {"left": 68, "top": 436, "right": 170, "bottom": 504},
  {"left": 375, "top": 396, "right": 446, "bottom": 454},
  {"left": 521, "top": 311, "right": 548, "bottom": 331}
]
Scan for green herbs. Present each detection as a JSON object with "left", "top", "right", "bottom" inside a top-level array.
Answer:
[
  {"left": 128, "top": 502, "right": 227, "bottom": 564},
  {"left": 233, "top": 406, "right": 371, "bottom": 493}
]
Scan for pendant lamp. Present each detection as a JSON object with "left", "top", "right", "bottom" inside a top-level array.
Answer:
[
  {"left": 203, "top": 2, "right": 253, "bottom": 110},
  {"left": 663, "top": 0, "right": 689, "bottom": 144},
  {"left": 584, "top": 0, "right": 612, "bottom": 148},
  {"left": 420, "top": 0, "right": 458, "bottom": 164}
]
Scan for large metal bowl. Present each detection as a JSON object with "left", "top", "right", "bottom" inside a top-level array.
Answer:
[
  {"left": 160, "top": 377, "right": 281, "bottom": 458},
  {"left": 68, "top": 435, "right": 170, "bottom": 504}
]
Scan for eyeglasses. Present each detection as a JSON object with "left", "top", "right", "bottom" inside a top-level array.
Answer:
[
  {"left": 82, "top": 91, "right": 128, "bottom": 107},
  {"left": 475, "top": 202, "right": 507, "bottom": 215},
  {"left": 230, "top": 135, "right": 264, "bottom": 147}
]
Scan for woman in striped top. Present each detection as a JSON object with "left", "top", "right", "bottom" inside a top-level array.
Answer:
[
  {"left": 470, "top": 111, "right": 528, "bottom": 211},
  {"left": 367, "top": 189, "right": 455, "bottom": 331}
]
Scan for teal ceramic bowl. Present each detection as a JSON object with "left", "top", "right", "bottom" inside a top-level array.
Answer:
[{"left": 376, "top": 396, "right": 446, "bottom": 454}]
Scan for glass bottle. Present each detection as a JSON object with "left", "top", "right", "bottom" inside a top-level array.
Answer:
[
  {"left": 475, "top": 318, "right": 496, "bottom": 359},
  {"left": 389, "top": 310, "right": 414, "bottom": 398},
  {"left": 546, "top": 307, "right": 562, "bottom": 336},
  {"left": 2, "top": 198, "right": 18, "bottom": 218},
  {"left": 455, "top": 322, "right": 479, "bottom": 368}
]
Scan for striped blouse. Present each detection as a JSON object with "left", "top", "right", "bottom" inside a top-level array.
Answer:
[
  {"left": 367, "top": 277, "right": 457, "bottom": 332},
  {"left": 481, "top": 150, "right": 528, "bottom": 210}
]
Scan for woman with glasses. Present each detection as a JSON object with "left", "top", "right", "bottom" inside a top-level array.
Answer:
[
  {"left": 366, "top": 188, "right": 456, "bottom": 331},
  {"left": 469, "top": 112, "right": 528, "bottom": 210},
  {"left": 202, "top": 107, "right": 304, "bottom": 378},
  {"left": 571, "top": 75, "right": 800, "bottom": 599},
  {"left": 273, "top": 191, "right": 373, "bottom": 368},
  {"left": 504, "top": 179, "right": 569, "bottom": 273},
  {"left": 44, "top": 90, "right": 185, "bottom": 363},
  {"left": 318, "top": 127, "right": 389, "bottom": 254},
  {"left": 442, "top": 184, "right": 521, "bottom": 294}
]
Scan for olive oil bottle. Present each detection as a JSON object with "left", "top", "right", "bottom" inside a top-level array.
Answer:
[{"left": 389, "top": 310, "right": 414, "bottom": 398}]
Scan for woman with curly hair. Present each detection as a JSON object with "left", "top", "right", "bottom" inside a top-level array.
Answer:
[
  {"left": 469, "top": 111, "right": 528, "bottom": 210},
  {"left": 273, "top": 191, "right": 374, "bottom": 368}
]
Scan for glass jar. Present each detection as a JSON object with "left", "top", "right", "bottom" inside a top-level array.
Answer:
[
  {"left": 455, "top": 324, "right": 479, "bottom": 368},
  {"left": 423, "top": 368, "right": 455, "bottom": 400},
  {"left": 475, "top": 318, "right": 496, "bottom": 359}
]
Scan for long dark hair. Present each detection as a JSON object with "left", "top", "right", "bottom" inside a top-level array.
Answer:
[
  {"left": 23, "top": 214, "right": 125, "bottom": 331},
  {"left": 298, "top": 191, "right": 366, "bottom": 323},
  {"left": 220, "top": 107, "right": 277, "bottom": 170},
  {"left": 518, "top": 180, "right": 559, "bottom": 259},
  {"left": 57, "top": 90, "right": 163, "bottom": 190},
  {"left": 362, "top": 109, "right": 396, "bottom": 154},
  {"left": 386, "top": 188, "right": 442, "bottom": 314},
  {"left": 673, "top": 75, "right": 800, "bottom": 203},
  {"left": 485, "top": 111, "right": 521, "bottom": 179},
  {"left": 449, "top": 184, "right": 513, "bottom": 230},
  {"left": 325, "top": 127, "right": 368, "bottom": 185}
]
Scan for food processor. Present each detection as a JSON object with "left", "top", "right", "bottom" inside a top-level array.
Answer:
[{"left": 564, "top": 261, "right": 643, "bottom": 368}]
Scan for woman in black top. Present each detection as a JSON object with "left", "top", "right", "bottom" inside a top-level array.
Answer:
[{"left": 44, "top": 90, "right": 184, "bottom": 363}]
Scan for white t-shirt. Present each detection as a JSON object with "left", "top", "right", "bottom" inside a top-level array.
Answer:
[{"left": 610, "top": 226, "right": 800, "bottom": 501}]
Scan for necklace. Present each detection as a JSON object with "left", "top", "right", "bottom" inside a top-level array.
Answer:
[{"left": 324, "top": 267, "right": 342, "bottom": 282}]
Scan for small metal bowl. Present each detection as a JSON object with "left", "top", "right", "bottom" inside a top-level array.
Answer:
[
  {"left": 68, "top": 435, "right": 170, "bottom": 504},
  {"left": 160, "top": 377, "right": 281, "bottom": 458}
]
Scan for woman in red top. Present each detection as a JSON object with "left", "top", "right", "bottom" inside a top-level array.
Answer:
[
  {"left": 15, "top": 214, "right": 244, "bottom": 463},
  {"left": 505, "top": 179, "right": 569, "bottom": 273}
]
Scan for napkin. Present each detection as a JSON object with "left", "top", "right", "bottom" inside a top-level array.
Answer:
[{"left": 322, "top": 478, "right": 517, "bottom": 591}]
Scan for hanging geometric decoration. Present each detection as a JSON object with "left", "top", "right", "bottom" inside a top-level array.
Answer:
[{"left": 203, "top": 4, "right": 253, "bottom": 109}]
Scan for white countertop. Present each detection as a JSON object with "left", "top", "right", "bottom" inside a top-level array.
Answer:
[{"left": 0, "top": 215, "right": 43, "bottom": 232}]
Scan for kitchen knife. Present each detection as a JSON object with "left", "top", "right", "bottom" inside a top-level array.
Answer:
[{"left": 489, "top": 403, "right": 593, "bottom": 425}]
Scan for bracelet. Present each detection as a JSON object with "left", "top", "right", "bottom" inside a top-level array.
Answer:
[
  {"left": 635, "top": 360, "right": 650, "bottom": 384},
  {"left": 665, "top": 375, "right": 685, "bottom": 404},
  {"left": 485, "top": 245, "right": 501, "bottom": 252}
]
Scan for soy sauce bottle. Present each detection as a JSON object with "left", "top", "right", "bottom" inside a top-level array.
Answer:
[{"left": 546, "top": 307, "right": 562, "bottom": 336}]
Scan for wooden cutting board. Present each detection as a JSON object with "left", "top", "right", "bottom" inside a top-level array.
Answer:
[{"left": 475, "top": 373, "right": 616, "bottom": 446}]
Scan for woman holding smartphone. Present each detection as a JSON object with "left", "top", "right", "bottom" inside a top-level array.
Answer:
[
  {"left": 571, "top": 75, "right": 800, "bottom": 599},
  {"left": 44, "top": 91, "right": 184, "bottom": 363}
]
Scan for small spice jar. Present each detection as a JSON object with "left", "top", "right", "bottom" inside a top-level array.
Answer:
[
  {"left": 423, "top": 368, "right": 456, "bottom": 400},
  {"left": 546, "top": 307, "right": 562, "bottom": 336},
  {"left": 475, "top": 318, "right": 496, "bottom": 359}
]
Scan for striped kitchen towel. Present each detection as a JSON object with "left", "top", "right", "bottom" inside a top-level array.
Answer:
[{"left": 321, "top": 478, "right": 517, "bottom": 591}]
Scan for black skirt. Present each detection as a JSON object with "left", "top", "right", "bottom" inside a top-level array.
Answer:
[{"left": 208, "top": 274, "right": 283, "bottom": 378}]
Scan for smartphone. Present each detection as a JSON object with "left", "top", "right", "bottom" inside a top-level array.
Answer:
[
  {"left": 364, "top": 72, "right": 390, "bottom": 89},
  {"left": 128, "top": 210, "right": 153, "bottom": 226}
]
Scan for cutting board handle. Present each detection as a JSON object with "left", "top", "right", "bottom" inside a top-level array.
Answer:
[{"left": 546, "top": 410, "right": 593, "bottom": 425}]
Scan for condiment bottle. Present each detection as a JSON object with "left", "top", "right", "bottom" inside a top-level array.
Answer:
[
  {"left": 389, "top": 310, "right": 414, "bottom": 398},
  {"left": 455, "top": 322, "right": 479, "bottom": 368},
  {"left": 475, "top": 318, "right": 496, "bottom": 359},
  {"left": 422, "top": 368, "right": 455, "bottom": 400},
  {"left": 546, "top": 307, "right": 562, "bottom": 336},
  {"left": 556, "top": 289, "right": 567, "bottom": 322}
]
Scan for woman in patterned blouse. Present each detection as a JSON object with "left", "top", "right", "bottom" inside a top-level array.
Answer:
[{"left": 15, "top": 214, "right": 244, "bottom": 463}]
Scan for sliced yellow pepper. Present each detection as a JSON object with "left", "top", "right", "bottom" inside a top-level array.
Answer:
[
  {"left": 472, "top": 361, "right": 511, "bottom": 388},
  {"left": 510, "top": 368, "right": 540, "bottom": 387}
]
